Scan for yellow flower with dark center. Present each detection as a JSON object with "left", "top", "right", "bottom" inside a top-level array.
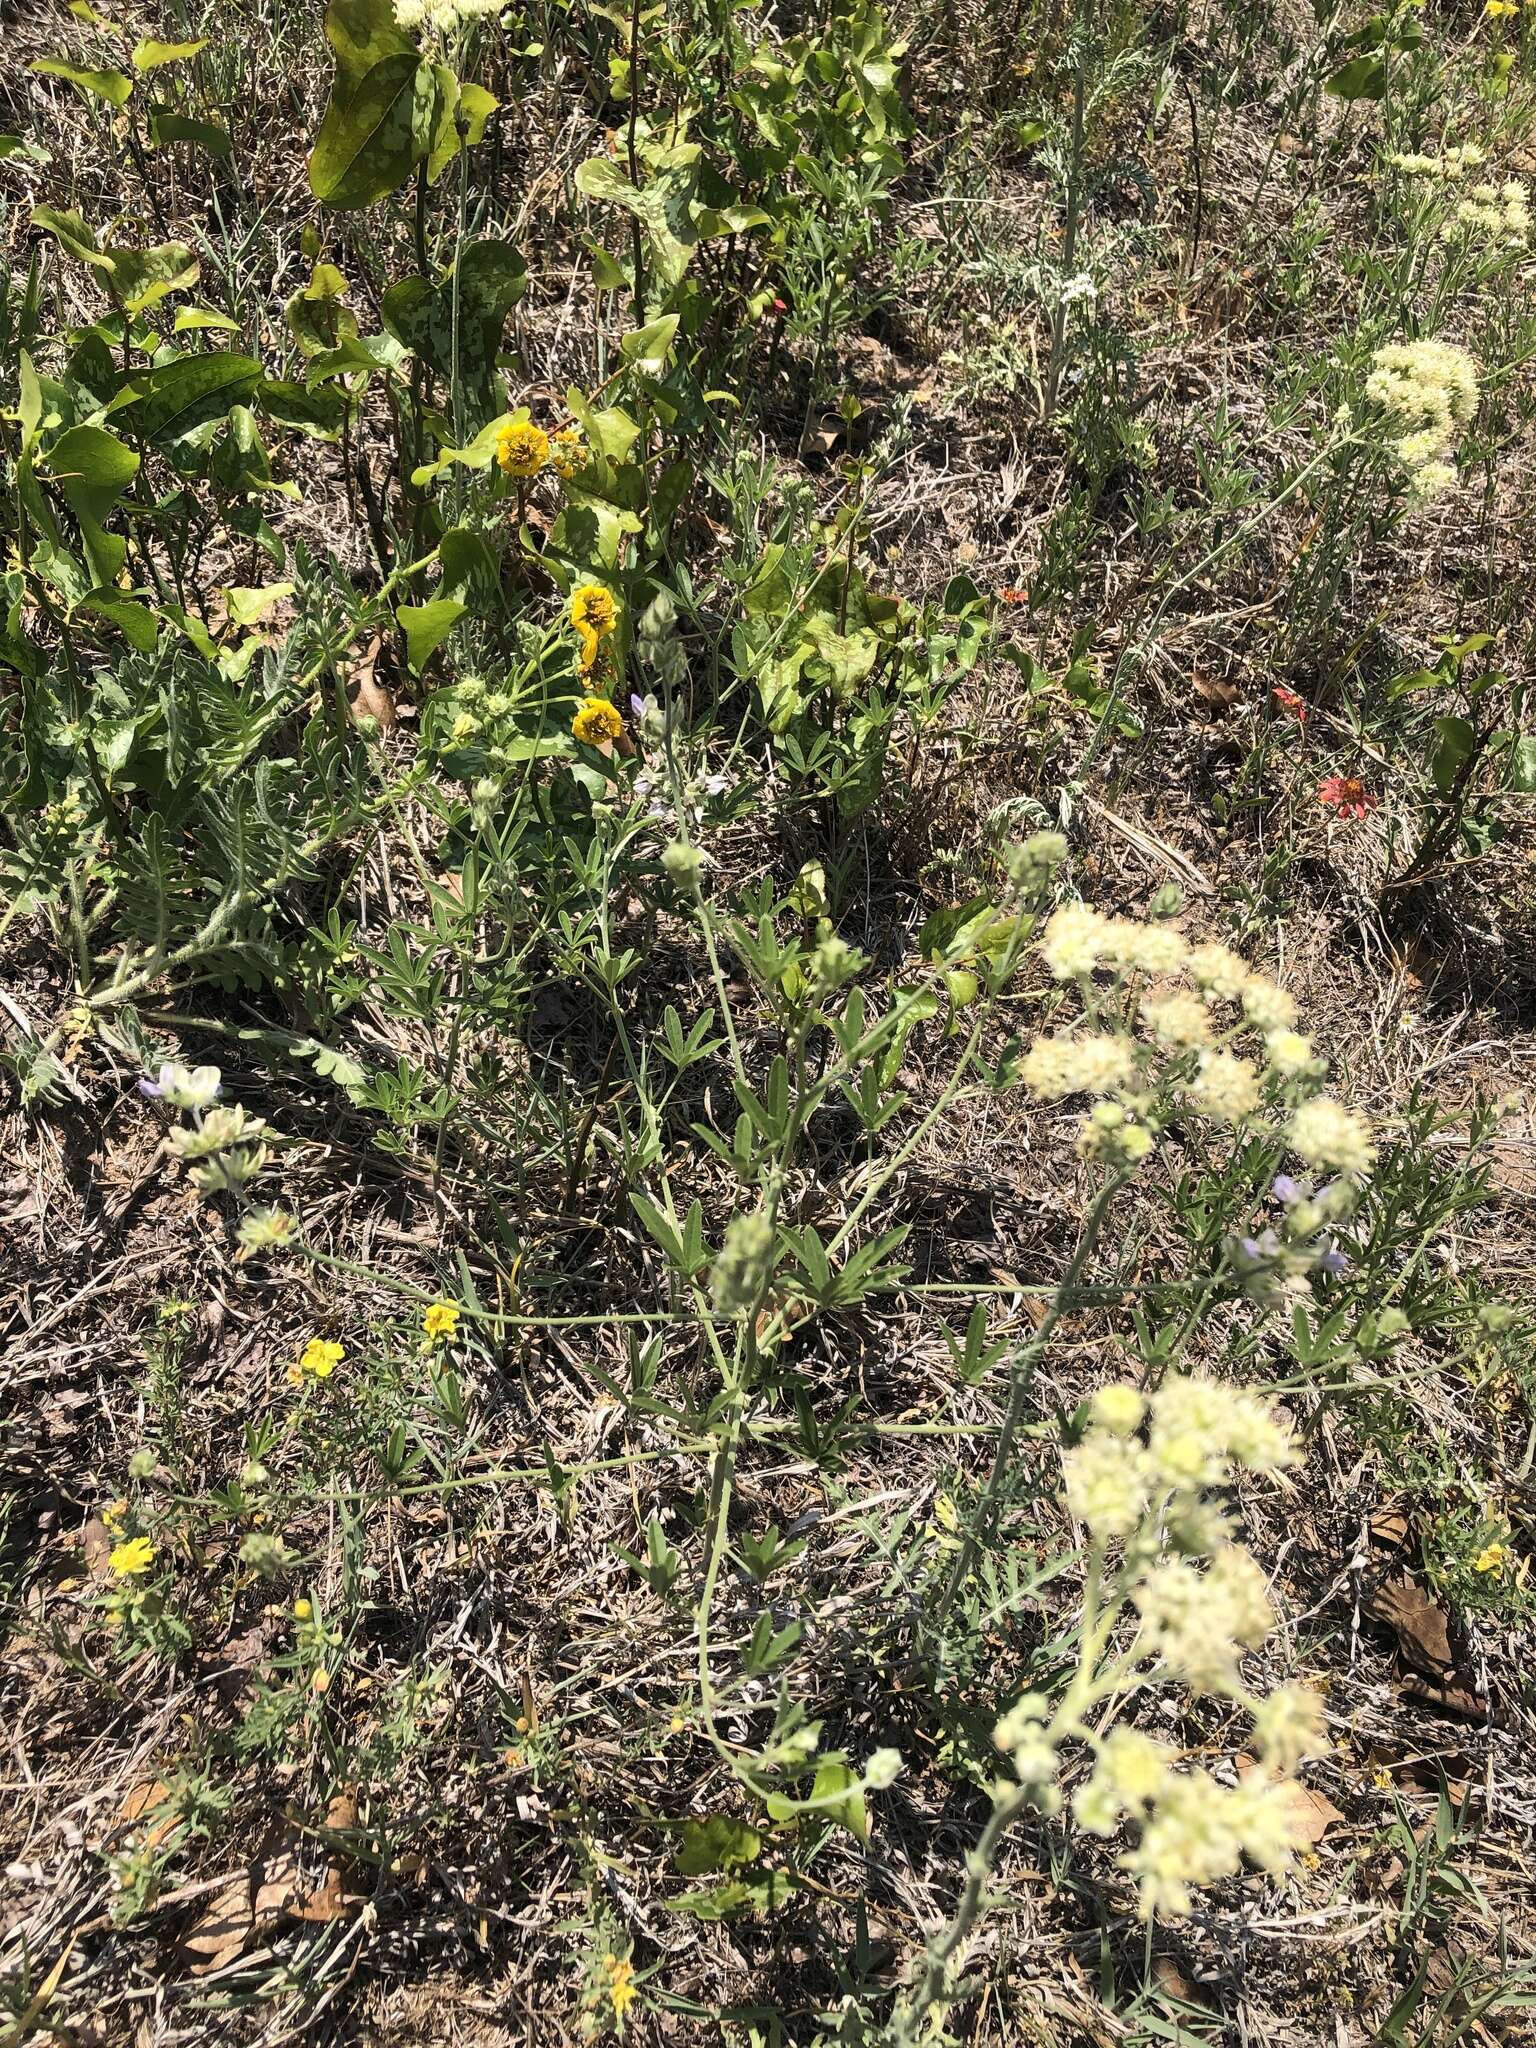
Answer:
[
  {"left": 570, "top": 583, "right": 618, "bottom": 640},
  {"left": 422, "top": 1300, "right": 461, "bottom": 1344},
  {"left": 110, "top": 1536, "right": 155, "bottom": 1578},
  {"left": 573, "top": 697, "right": 623, "bottom": 745},
  {"left": 496, "top": 420, "right": 550, "bottom": 478}
]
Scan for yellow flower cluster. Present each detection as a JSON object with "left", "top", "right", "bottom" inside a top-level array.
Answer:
[
  {"left": 566, "top": 583, "right": 624, "bottom": 743},
  {"left": 496, "top": 419, "right": 550, "bottom": 479},
  {"left": 1365, "top": 339, "right": 1479, "bottom": 503}
]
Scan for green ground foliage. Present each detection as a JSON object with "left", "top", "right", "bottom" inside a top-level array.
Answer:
[{"left": 2, "top": 0, "right": 1535, "bottom": 2038}]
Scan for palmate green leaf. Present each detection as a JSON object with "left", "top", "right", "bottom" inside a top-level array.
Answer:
[
  {"left": 308, "top": 53, "right": 440, "bottom": 208},
  {"left": 117, "top": 352, "right": 263, "bottom": 444},
  {"left": 31, "top": 58, "right": 134, "bottom": 107}
]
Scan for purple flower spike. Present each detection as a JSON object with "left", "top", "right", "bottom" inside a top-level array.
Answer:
[{"left": 1271, "top": 1174, "right": 1303, "bottom": 1205}]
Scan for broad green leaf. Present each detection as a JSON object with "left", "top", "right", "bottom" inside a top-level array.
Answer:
[
  {"left": 1325, "top": 55, "right": 1386, "bottom": 97},
  {"left": 174, "top": 306, "right": 241, "bottom": 333},
  {"left": 308, "top": 53, "right": 439, "bottom": 209},
  {"left": 132, "top": 37, "right": 207, "bottom": 69},
  {"left": 620, "top": 313, "right": 680, "bottom": 377},
  {"left": 764, "top": 1761, "right": 868, "bottom": 1842},
  {"left": 458, "top": 81, "right": 497, "bottom": 147},
  {"left": 381, "top": 239, "right": 527, "bottom": 419},
  {"left": 323, "top": 0, "right": 418, "bottom": 96},
  {"left": 575, "top": 146, "right": 704, "bottom": 287},
  {"left": 397, "top": 596, "right": 465, "bottom": 671},
  {"left": 32, "top": 205, "right": 108, "bottom": 271},
  {"left": 674, "top": 1816, "right": 762, "bottom": 1877},
  {"left": 666, "top": 1873, "right": 799, "bottom": 1921},
  {"left": 31, "top": 58, "right": 134, "bottom": 107},
  {"left": 1430, "top": 715, "right": 1477, "bottom": 796},
  {"left": 78, "top": 593, "right": 158, "bottom": 650},
  {"left": 255, "top": 378, "right": 349, "bottom": 439},
  {"left": 119, "top": 352, "right": 263, "bottom": 443},
  {"left": 223, "top": 582, "right": 295, "bottom": 628},
  {"left": 1510, "top": 735, "right": 1536, "bottom": 792},
  {"left": 42, "top": 424, "right": 138, "bottom": 587},
  {"left": 104, "top": 240, "right": 200, "bottom": 314},
  {"left": 148, "top": 112, "right": 232, "bottom": 158}
]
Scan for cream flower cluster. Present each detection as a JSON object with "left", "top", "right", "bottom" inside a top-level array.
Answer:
[
  {"left": 394, "top": 0, "right": 504, "bottom": 33},
  {"left": 994, "top": 1377, "right": 1328, "bottom": 1919},
  {"left": 1023, "top": 907, "right": 1373, "bottom": 1186},
  {"left": 1387, "top": 142, "right": 1485, "bottom": 179},
  {"left": 1444, "top": 179, "right": 1530, "bottom": 249},
  {"left": 1365, "top": 339, "right": 1479, "bottom": 503}
]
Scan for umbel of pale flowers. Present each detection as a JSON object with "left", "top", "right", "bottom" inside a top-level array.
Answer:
[
  {"left": 1022, "top": 903, "right": 1376, "bottom": 1213},
  {"left": 1363, "top": 338, "right": 1480, "bottom": 505},
  {"left": 993, "top": 1375, "right": 1329, "bottom": 1921}
]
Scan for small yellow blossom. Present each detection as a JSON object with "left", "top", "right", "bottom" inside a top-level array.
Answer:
[
  {"left": 573, "top": 697, "right": 623, "bottom": 745},
  {"left": 495, "top": 419, "right": 550, "bottom": 477},
  {"left": 1473, "top": 1540, "right": 1511, "bottom": 1575},
  {"left": 422, "top": 1300, "right": 461, "bottom": 1344},
  {"left": 290, "top": 1337, "right": 345, "bottom": 1386},
  {"left": 109, "top": 1536, "right": 156, "bottom": 1578},
  {"left": 570, "top": 583, "right": 619, "bottom": 641},
  {"left": 103, "top": 1499, "right": 129, "bottom": 1533},
  {"left": 550, "top": 426, "right": 586, "bottom": 478},
  {"left": 294, "top": 1597, "right": 313, "bottom": 1621},
  {"left": 1486, "top": 2, "right": 1518, "bottom": 19},
  {"left": 604, "top": 1954, "right": 638, "bottom": 2022}
]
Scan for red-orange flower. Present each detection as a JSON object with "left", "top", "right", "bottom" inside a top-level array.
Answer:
[
  {"left": 1272, "top": 686, "right": 1308, "bottom": 723},
  {"left": 996, "top": 586, "right": 1030, "bottom": 605},
  {"left": 1318, "top": 774, "right": 1378, "bottom": 821}
]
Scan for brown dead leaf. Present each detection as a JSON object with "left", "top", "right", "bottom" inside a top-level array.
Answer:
[
  {"left": 1190, "top": 671, "right": 1239, "bottom": 715},
  {"left": 176, "top": 1880, "right": 252, "bottom": 1975},
  {"left": 1237, "top": 1754, "right": 1344, "bottom": 1846},
  {"left": 345, "top": 634, "right": 396, "bottom": 727},
  {"left": 1366, "top": 1573, "right": 1452, "bottom": 1675},
  {"left": 291, "top": 1863, "right": 349, "bottom": 1923},
  {"left": 80, "top": 1518, "right": 113, "bottom": 1575}
]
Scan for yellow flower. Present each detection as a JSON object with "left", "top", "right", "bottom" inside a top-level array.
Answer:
[
  {"left": 422, "top": 1300, "right": 461, "bottom": 1344},
  {"left": 294, "top": 1597, "right": 313, "bottom": 1621},
  {"left": 570, "top": 583, "right": 618, "bottom": 641},
  {"left": 550, "top": 426, "right": 587, "bottom": 478},
  {"left": 109, "top": 1536, "right": 155, "bottom": 1578},
  {"left": 1486, "top": 2, "right": 1518, "bottom": 18},
  {"left": 495, "top": 419, "right": 550, "bottom": 478},
  {"left": 605, "top": 1955, "right": 638, "bottom": 2021},
  {"left": 290, "top": 1337, "right": 344, "bottom": 1386},
  {"left": 103, "top": 1499, "right": 129, "bottom": 1533},
  {"left": 573, "top": 697, "right": 623, "bottom": 745},
  {"left": 1473, "top": 1540, "right": 1510, "bottom": 1574}
]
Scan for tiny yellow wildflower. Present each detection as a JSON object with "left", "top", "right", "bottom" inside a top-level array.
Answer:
[
  {"left": 294, "top": 1597, "right": 313, "bottom": 1621},
  {"left": 290, "top": 1337, "right": 345, "bottom": 1386},
  {"left": 422, "top": 1300, "right": 461, "bottom": 1344},
  {"left": 109, "top": 1536, "right": 155, "bottom": 1578},
  {"left": 1486, "top": 2, "right": 1518, "bottom": 18},
  {"left": 496, "top": 419, "right": 550, "bottom": 477},
  {"left": 103, "top": 1499, "right": 129, "bottom": 1533},
  {"left": 606, "top": 1955, "right": 638, "bottom": 2021},
  {"left": 1472, "top": 1540, "right": 1510, "bottom": 1575},
  {"left": 570, "top": 583, "right": 618, "bottom": 641},
  {"left": 550, "top": 426, "right": 586, "bottom": 478},
  {"left": 573, "top": 697, "right": 623, "bottom": 745}
]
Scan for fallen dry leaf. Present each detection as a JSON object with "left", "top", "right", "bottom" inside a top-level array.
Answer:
[
  {"left": 175, "top": 1880, "right": 252, "bottom": 1975},
  {"left": 345, "top": 634, "right": 397, "bottom": 727},
  {"left": 120, "top": 1782, "right": 180, "bottom": 1854},
  {"left": 1366, "top": 1572, "right": 1453, "bottom": 1676},
  {"left": 1237, "top": 1754, "right": 1344, "bottom": 1847}
]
